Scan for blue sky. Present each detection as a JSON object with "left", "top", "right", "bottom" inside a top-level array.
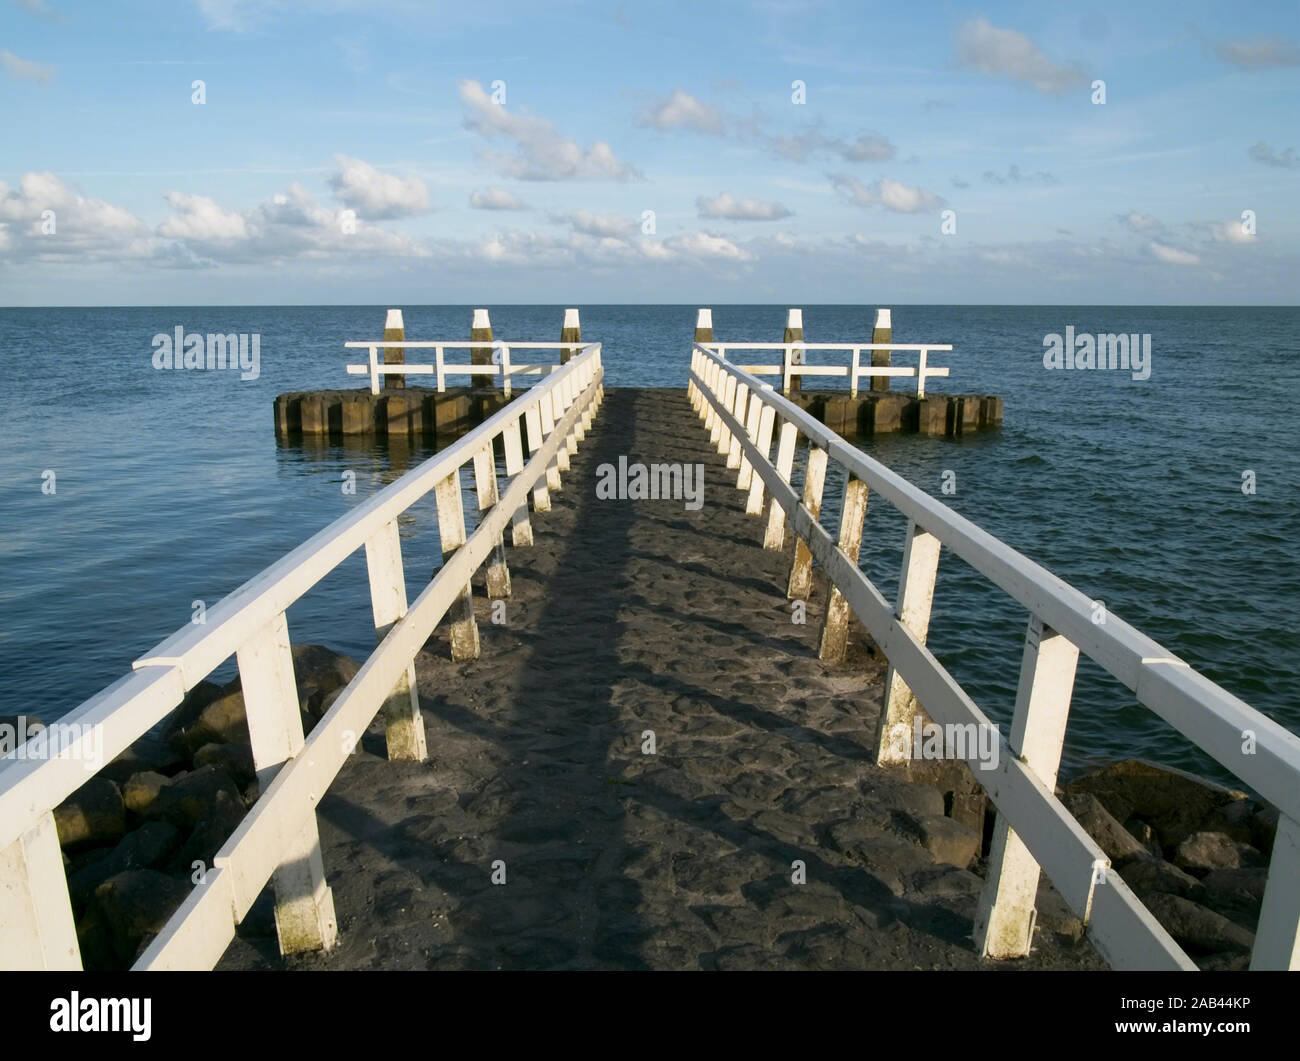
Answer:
[{"left": 1, "top": 0, "right": 1297, "bottom": 304}]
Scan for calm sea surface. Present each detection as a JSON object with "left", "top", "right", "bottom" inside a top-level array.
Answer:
[{"left": 1, "top": 305, "right": 1296, "bottom": 786}]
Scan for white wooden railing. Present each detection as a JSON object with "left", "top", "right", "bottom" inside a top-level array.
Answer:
[
  {"left": 699, "top": 341, "right": 954, "bottom": 398},
  {"left": 345, "top": 340, "right": 590, "bottom": 398},
  {"left": 689, "top": 343, "right": 1300, "bottom": 971},
  {"left": 0, "top": 344, "right": 604, "bottom": 971}
]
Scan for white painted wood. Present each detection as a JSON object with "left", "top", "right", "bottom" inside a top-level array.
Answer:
[
  {"left": 737, "top": 389, "right": 763, "bottom": 491},
  {"left": 539, "top": 392, "right": 564, "bottom": 490},
  {"left": 745, "top": 405, "right": 776, "bottom": 516},
  {"left": 763, "top": 419, "right": 797, "bottom": 550},
  {"left": 434, "top": 469, "right": 481, "bottom": 662},
  {"left": 850, "top": 347, "right": 861, "bottom": 398},
  {"left": 875, "top": 521, "right": 941, "bottom": 765},
  {"left": 726, "top": 383, "right": 749, "bottom": 470},
  {"left": 236, "top": 612, "right": 338, "bottom": 954},
  {"left": 501, "top": 418, "right": 532, "bottom": 547},
  {"left": 975, "top": 616, "right": 1079, "bottom": 958},
  {"left": 523, "top": 404, "right": 550, "bottom": 513},
  {"left": 141, "top": 365, "right": 602, "bottom": 969},
  {"left": 1250, "top": 814, "right": 1300, "bottom": 969},
  {"left": 499, "top": 343, "right": 512, "bottom": 398},
  {"left": 367, "top": 345, "right": 379, "bottom": 395},
  {"left": 0, "top": 812, "right": 82, "bottom": 970},
  {"left": 787, "top": 445, "right": 828, "bottom": 600},
  {"left": 472, "top": 443, "right": 511, "bottom": 599},
  {"left": 917, "top": 347, "right": 929, "bottom": 397},
  {"left": 364, "top": 519, "right": 428, "bottom": 762},
  {"left": 817, "top": 476, "right": 868, "bottom": 662}
]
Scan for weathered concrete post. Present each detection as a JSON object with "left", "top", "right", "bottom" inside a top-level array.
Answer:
[
  {"left": 870, "top": 308, "right": 891, "bottom": 393},
  {"left": 383, "top": 308, "right": 405, "bottom": 390},
  {"left": 784, "top": 308, "right": 803, "bottom": 396},
  {"left": 560, "top": 307, "right": 581, "bottom": 364},
  {"left": 471, "top": 308, "right": 493, "bottom": 387}
]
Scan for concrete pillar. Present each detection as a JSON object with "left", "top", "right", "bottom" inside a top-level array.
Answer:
[
  {"left": 870, "top": 308, "right": 891, "bottom": 393},
  {"left": 560, "top": 308, "right": 581, "bottom": 364},
  {"left": 383, "top": 309, "right": 404, "bottom": 391},
  {"left": 694, "top": 308, "right": 714, "bottom": 344},
  {"left": 784, "top": 308, "right": 803, "bottom": 395},
  {"left": 471, "top": 309, "right": 493, "bottom": 383}
]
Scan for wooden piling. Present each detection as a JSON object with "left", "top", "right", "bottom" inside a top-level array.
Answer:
[
  {"left": 471, "top": 308, "right": 493, "bottom": 375},
  {"left": 870, "top": 308, "right": 891, "bottom": 393},
  {"left": 818, "top": 477, "right": 869, "bottom": 662},
  {"left": 784, "top": 308, "right": 803, "bottom": 396},
  {"left": 560, "top": 308, "right": 581, "bottom": 364},
  {"left": 383, "top": 309, "right": 405, "bottom": 391}
]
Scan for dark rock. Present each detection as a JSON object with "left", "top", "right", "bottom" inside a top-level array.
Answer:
[
  {"left": 68, "top": 822, "right": 182, "bottom": 909},
  {"left": 1034, "top": 880, "right": 1085, "bottom": 943},
  {"left": 1143, "top": 892, "right": 1254, "bottom": 955},
  {"left": 908, "top": 813, "right": 980, "bottom": 868},
  {"left": 143, "top": 764, "right": 243, "bottom": 830},
  {"left": 1250, "top": 805, "right": 1279, "bottom": 856},
  {"left": 158, "top": 680, "right": 224, "bottom": 744},
  {"left": 1123, "top": 818, "right": 1162, "bottom": 858},
  {"left": 1200, "top": 798, "right": 1256, "bottom": 844},
  {"left": 171, "top": 789, "right": 248, "bottom": 873},
  {"left": 194, "top": 742, "right": 257, "bottom": 786},
  {"left": 92, "top": 869, "right": 191, "bottom": 967},
  {"left": 1064, "top": 759, "right": 1248, "bottom": 849},
  {"left": 53, "top": 777, "right": 126, "bottom": 850},
  {"left": 292, "top": 643, "right": 360, "bottom": 718},
  {"left": 1173, "top": 831, "right": 1264, "bottom": 875},
  {"left": 171, "top": 690, "right": 247, "bottom": 757},
  {"left": 1062, "top": 792, "right": 1150, "bottom": 863},
  {"left": 1199, "top": 867, "right": 1269, "bottom": 929},
  {"left": 1116, "top": 855, "right": 1205, "bottom": 901},
  {"left": 1198, "top": 951, "right": 1249, "bottom": 971},
  {"left": 122, "top": 771, "right": 172, "bottom": 817},
  {"left": 99, "top": 737, "right": 184, "bottom": 786}
]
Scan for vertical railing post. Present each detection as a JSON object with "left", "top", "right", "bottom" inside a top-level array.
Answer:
[
  {"left": 712, "top": 375, "right": 735, "bottom": 450},
  {"left": 472, "top": 443, "right": 511, "bottom": 599},
  {"left": 543, "top": 386, "right": 566, "bottom": 482},
  {"left": 704, "top": 360, "right": 721, "bottom": 432},
  {"left": 973, "top": 616, "right": 1079, "bottom": 957},
  {"left": 874, "top": 520, "right": 942, "bottom": 765},
  {"left": 726, "top": 383, "right": 749, "bottom": 470},
  {"left": 917, "top": 347, "right": 929, "bottom": 398},
  {"left": 433, "top": 468, "right": 482, "bottom": 661},
  {"left": 745, "top": 404, "right": 776, "bottom": 515},
  {"left": 850, "top": 346, "right": 861, "bottom": 399},
  {"left": 736, "top": 386, "right": 763, "bottom": 490},
  {"left": 787, "top": 445, "right": 828, "bottom": 599},
  {"left": 364, "top": 519, "right": 430, "bottom": 762},
  {"left": 1251, "top": 815, "right": 1300, "bottom": 969},
  {"left": 500, "top": 343, "right": 512, "bottom": 399},
  {"left": 237, "top": 612, "right": 338, "bottom": 955},
  {"left": 0, "top": 812, "right": 82, "bottom": 970},
  {"left": 524, "top": 402, "right": 551, "bottom": 513},
  {"left": 764, "top": 419, "right": 798, "bottom": 549},
  {"left": 502, "top": 416, "right": 533, "bottom": 545},
  {"left": 818, "top": 476, "right": 869, "bottom": 661},
  {"left": 435, "top": 345, "right": 446, "bottom": 393}
]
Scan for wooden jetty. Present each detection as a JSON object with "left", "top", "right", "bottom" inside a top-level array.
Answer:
[{"left": 2, "top": 318, "right": 1297, "bottom": 972}]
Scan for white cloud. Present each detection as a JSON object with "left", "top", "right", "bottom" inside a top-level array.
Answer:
[
  {"left": 1118, "top": 211, "right": 1161, "bottom": 233},
  {"left": 829, "top": 173, "right": 945, "bottom": 213},
  {"left": 0, "top": 172, "right": 150, "bottom": 261},
  {"left": 459, "top": 79, "right": 640, "bottom": 181},
  {"left": 1208, "top": 220, "right": 1257, "bottom": 245},
  {"left": 158, "top": 191, "right": 250, "bottom": 240},
  {"left": 469, "top": 187, "right": 527, "bottom": 210},
  {"left": 639, "top": 90, "right": 726, "bottom": 134},
  {"left": 1248, "top": 141, "right": 1298, "bottom": 168},
  {"left": 328, "top": 155, "right": 429, "bottom": 219},
  {"left": 665, "top": 231, "right": 752, "bottom": 262},
  {"left": 767, "top": 128, "right": 895, "bottom": 163},
  {"left": 1215, "top": 36, "right": 1300, "bottom": 69},
  {"left": 982, "top": 164, "right": 1057, "bottom": 185},
  {"left": 956, "top": 17, "right": 1087, "bottom": 94},
  {"left": 696, "top": 192, "right": 791, "bottom": 221},
  {"left": 1148, "top": 241, "right": 1199, "bottom": 265},
  {"left": 560, "top": 211, "right": 637, "bottom": 239},
  {"left": 1, "top": 50, "right": 55, "bottom": 83}
]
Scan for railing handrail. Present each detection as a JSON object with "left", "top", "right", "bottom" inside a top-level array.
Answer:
[
  {"left": 698, "top": 341, "right": 954, "bottom": 352},
  {"left": 690, "top": 342, "right": 1300, "bottom": 972},
  {"left": 0, "top": 345, "right": 602, "bottom": 857},
  {"left": 342, "top": 340, "right": 595, "bottom": 350},
  {"left": 692, "top": 343, "right": 1300, "bottom": 819}
]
